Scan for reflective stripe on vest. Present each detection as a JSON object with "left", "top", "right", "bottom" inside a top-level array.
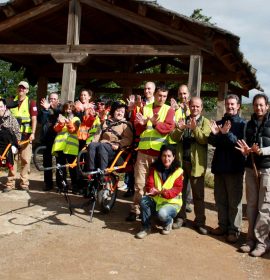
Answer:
[
  {"left": 10, "top": 96, "right": 32, "bottom": 133},
  {"left": 138, "top": 103, "right": 170, "bottom": 151},
  {"left": 152, "top": 168, "right": 183, "bottom": 211},
  {"left": 52, "top": 129, "right": 68, "bottom": 155},
  {"left": 86, "top": 116, "right": 101, "bottom": 145}
]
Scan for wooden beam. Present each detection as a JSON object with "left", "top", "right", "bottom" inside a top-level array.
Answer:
[
  {"left": 52, "top": 52, "right": 88, "bottom": 63},
  {"left": 0, "top": 44, "right": 201, "bottom": 56},
  {"left": 0, "top": 0, "right": 67, "bottom": 33},
  {"left": 81, "top": 0, "right": 213, "bottom": 54},
  {"left": 188, "top": 55, "right": 203, "bottom": 97}
]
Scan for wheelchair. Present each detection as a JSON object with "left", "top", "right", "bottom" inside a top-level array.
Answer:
[
  {"left": 77, "top": 146, "right": 135, "bottom": 221},
  {"left": 33, "top": 145, "right": 135, "bottom": 222}
]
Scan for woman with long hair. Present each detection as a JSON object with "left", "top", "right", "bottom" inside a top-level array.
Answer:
[{"left": 135, "top": 144, "right": 183, "bottom": 239}]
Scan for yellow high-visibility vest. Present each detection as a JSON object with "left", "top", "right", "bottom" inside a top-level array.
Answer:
[
  {"left": 86, "top": 116, "right": 101, "bottom": 145},
  {"left": 52, "top": 116, "right": 80, "bottom": 156},
  {"left": 10, "top": 96, "right": 32, "bottom": 133},
  {"left": 152, "top": 168, "right": 183, "bottom": 211},
  {"left": 138, "top": 103, "right": 170, "bottom": 151}
]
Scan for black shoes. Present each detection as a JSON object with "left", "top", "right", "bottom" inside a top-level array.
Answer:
[
  {"left": 123, "top": 189, "right": 135, "bottom": 198},
  {"left": 195, "top": 226, "right": 208, "bottom": 235},
  {"left": 172, "top": 218, "right": 186, "bottom": 229},
  {"left": 43, "top": 185, "right": 53, "bottom": 191}
]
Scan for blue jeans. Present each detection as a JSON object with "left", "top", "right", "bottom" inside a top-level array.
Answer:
[{"left": 140, "top": 196, "right": 178, "bottom": 229}]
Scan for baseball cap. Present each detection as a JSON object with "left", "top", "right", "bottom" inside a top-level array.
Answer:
[{"left": 18, "top": 81, "right": 29, "bottom": 89}]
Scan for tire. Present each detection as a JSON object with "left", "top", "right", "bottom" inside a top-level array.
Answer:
[
  {"left": 97, "top": 174, "right": 118, "bottom": 213},
  {"left": 77, "top": 149, "right": 88, "bottom": 177},
  {"left": 33, "top": 145, "right": 47, "bottom": 171}
]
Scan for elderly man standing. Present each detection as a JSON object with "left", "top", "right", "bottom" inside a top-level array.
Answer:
[
  {"left": 3, "top": 81, "right": 37, "bottom": 192},
  {"left": 208, "top": 94, "right": 246, "bottom": 243},
  {"left": 38, "top": 92, "right": 62, "bottom": 191},
  {"left": 170, "top": 97, "right": 211, "bottom": 234},
  {"left": 126, "top": 84, "right": 175, "bottom": 221}
]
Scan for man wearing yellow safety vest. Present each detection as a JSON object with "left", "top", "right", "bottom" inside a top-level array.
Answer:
[
  {"left": 126, "top": 84, "right": 175, "bottom": 221},
  {"left": 170, "top": 97, "right": 211, "bottom": 235},
  {"left": 3, "top": 81, "right": 37, "bottom": 192}
]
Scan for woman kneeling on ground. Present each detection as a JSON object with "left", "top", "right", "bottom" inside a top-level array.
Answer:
[{"left": 136, "top": 144, "right": 183, "bottom": 239}]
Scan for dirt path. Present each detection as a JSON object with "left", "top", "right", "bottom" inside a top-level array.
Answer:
[{"left": 0, "top": 168, "right": 269, "bottom": 280}]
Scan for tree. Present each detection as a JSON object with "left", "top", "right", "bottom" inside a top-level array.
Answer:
[{"left": 0, "top": 60, "right": 36, "bottom": 99}]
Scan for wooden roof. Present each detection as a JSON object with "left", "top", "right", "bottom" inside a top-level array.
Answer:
[{"left": 0, "top": 0, "right": 262, "bottom": 96}]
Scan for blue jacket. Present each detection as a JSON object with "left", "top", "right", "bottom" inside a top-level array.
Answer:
[{"left": 208, "top": 114, "right": 246, "bottom": 174}]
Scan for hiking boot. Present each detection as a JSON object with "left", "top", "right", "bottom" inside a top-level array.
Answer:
[
  {"left": 126, "top": 212, "right": 137, "bottom": 222},
  {"left": 161, "top": 220, "right": 173, "bottom": 235},
  {"left": 239, "top": 241, "right": 255, "bottom": 253},
  {"left": 135, "top": 228, "right": 151, "bottom": 239},
  {"left": 210, "top": 227, "right": 226, "bottom": 236},
  {"left": 172, "top": 218, "right": 186, "bottom": 229},
  {"left": 226, "top": 232, "right": 239, "bottom": 244},
  {"left": 250, "top": 246, "right": 268, "bottom": 257}
]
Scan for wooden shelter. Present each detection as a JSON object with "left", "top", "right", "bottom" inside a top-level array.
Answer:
[{"left": 0, "top": 0, "right": 262, "bottom": 116}]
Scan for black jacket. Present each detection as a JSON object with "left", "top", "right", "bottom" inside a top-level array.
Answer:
[
  {"left": 208, "top": 114, "right": 246, "bottom": 174},
  {"left": 245, "top": 112, "right": 270, "bottom": 169}
]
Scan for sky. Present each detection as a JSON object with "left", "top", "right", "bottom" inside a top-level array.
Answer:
[
  {"left": 156, "top": 0, "right": 270, "bottom": 102},
  {"left": 0, "top": 0, "right": 269, "bottom": 102}
]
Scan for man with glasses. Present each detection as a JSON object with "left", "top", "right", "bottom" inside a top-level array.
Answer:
[
  {"left": 3, "top": 81, "right": 37, "bottom": 192},
  {"left": 38, "top": 92, "right": 61, "bottom": 191}
]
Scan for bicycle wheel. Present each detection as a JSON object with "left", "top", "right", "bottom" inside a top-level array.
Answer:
[
  {"left": 97, "top": 173, "right": 118, "bottom": 213},
  {"left": 33, "top": 145, "right": 47, "bottom": 171},
  {"left": 77, "top": 148, "right": 88, "bottom": 177}
]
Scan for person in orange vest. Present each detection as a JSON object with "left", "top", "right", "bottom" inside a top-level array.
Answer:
[{"left": 135, "top": 144, "right": 183, "bottom": 239}]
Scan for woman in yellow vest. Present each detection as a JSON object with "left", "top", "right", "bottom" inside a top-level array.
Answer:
[
  {"left": 135, "top": 144, "right": 183, "bottom": 239},
  {"left": 52, "top": 101, "right": 81, "bottom": 193}
]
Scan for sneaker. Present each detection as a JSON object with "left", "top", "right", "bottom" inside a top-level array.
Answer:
[
  {"left": 250, "top": 246, "right": 268, "bottom": 257},
  {"left": 161, "top": 220, "right": 173, "bottom": 235},
  {"left": 186, "top": 204, "right": 192, "bottom": 213},
  {"left": 239, "top": 241, "right": 255, "bottom": 253},
  {"left": 172, "top": 218, "right": 186, "bottom": 229},
  {"left": 195, "top": 226, "right": 208, "bottom": 235},
  {"left": 135, "top": 228, "right": 151, "bottom": 239},
  {"left": 210, "top": 227, "right": 226, "bottom": 236},
  {"left": 226, "top": 232, "right": 239, "bottom": 244},
  {"left": 2, "top": 187, "right": 14, "bottom": 193},
  {"left": 126, "top": 212, "right": 137, "bottom": 222}
]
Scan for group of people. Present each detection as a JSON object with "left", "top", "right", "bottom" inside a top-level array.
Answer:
[{"left": 0, "top": 80, "right": 269, "bottom": 258}]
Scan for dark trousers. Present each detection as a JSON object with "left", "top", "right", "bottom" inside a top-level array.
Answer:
[
  {"left": 177, "top": 161, "right": 206, "bottom": 226},
  {"left": 88, "top": 142, "right": 116, "bottom": 170},
  {"left": 55, "top": 151, "right": 77, "bottom": 190},
  {"left": 43, "top": 142, "right": 54, "bottom": 187}
]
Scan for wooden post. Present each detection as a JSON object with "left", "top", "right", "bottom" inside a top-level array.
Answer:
[
  {"left": 216, "top": 82, "right": 228, "bottom": 120},
  {"left": 60, "top": 0, "right": 81, "bottom": 103},
  {"left": 36, "top": 76, "right": 48, "bottom": 109},
  {"left": 188, "top": 55, "right": 203, "bottom": 97}
]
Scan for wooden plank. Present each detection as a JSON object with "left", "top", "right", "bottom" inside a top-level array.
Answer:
[
  {"left": 0, "top": 44, "right": 200, "bottom": 56},
  {"left": 0, "top": 0, "right": 66, "bottom": 33},
  {"left": 216, "top": 82, "right": 228, "bottom": 120},
  {"left": 188, "top": 55, "right": 203, "bottom": 97},
  {"left": 52, "top": 52, "right": 88, "bottom": 63},
  {"left": 0, "top": 44, "right": 70, "bottom": 54},
  {"left": 81, "top": 0, "right": 213, "bottom": 54},
  {"left": 61, "top": 63, "right": 77, "bottom": 103},
  {"left": 72, "top": 44, "right": 201, "bottom": 56},
  {"left": 61, "top": 0, "right": 81, "bottom": 102}
]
